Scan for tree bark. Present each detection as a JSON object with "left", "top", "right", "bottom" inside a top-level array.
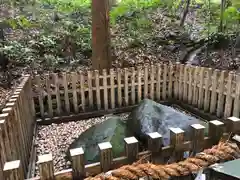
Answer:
[
  {"left": 91, "top": 0, "right": 112, "bottom": 70},
  {"left": 180, "top": 0, "right": 191, "bottom": 26}
]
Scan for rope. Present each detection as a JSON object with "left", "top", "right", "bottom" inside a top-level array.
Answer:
[{"left": 85, "top": 141, "right": 240, "bottom": 180}]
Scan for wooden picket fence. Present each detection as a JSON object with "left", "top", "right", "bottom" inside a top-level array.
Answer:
[
  {"left": 1, "top": 63, "right": 240, "bottom": 180},
  {"left": 0, "top": 75, "right": 36, "bottom": 179},
  {"left": 3, "top": 117, "right": 240, "bottom": 180},
  {"left": 32, "top": 63, "right": 240, "bottom": 122}
]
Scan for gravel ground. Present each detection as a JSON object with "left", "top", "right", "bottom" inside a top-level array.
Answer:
[{"left": 34, "top": 113, "right": 129, "bottom": 176}]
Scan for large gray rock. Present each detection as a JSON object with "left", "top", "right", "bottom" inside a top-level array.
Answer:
[
  {"left": 127, "top": 99, "right": 206, "bottom": 146},
  {"left": 67, "top": 116, "right": 131, "bottom": 164}
]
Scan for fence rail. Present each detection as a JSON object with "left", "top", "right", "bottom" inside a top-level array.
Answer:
[
  {"left": 0, "top": 76, "right": 35, "bottom": 179},
  {"left": 32, "top": 63, "right": 240, "bottom": 121},
  {"left": 2, "top": 117, "right": 240, "bottom": 180}
]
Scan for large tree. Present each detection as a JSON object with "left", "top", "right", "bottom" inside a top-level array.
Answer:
[{"left": 91, "top": 0, "right": 112, "bottom": 70}]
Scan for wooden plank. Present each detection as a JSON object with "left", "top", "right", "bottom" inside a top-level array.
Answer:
[
  {"left": 210, "top": 69, "right": 218, "bottom": 114},
  {"left": 131, "top": 67, "right": 136, "bottom": 105},
  {"left": 188, "top": 66, "right": 193, "bottom": 104},
  {"left": 0, "top": 120, "right": 11, "bottom": 161},
  {"left": 150, "top": 65, "right": 155, "bottom": 100},
  {"left": 197, "top": 67, "right": 204, "bottom": 109},
  {"left": 103, "top": 69, "right": 108, "bottom": 110},
  {"left": 53, "top": 73, "right": 61, "bottom": 116},
  {"left": 168, "top": 64, "right": 173, "bottom": 98},
  {"left": 80, "top": 71, "right": 86, "bottom": 111},
  {"left": 162, "top": 64, "right": 167, "bottom": 100},
  {"left": 110, "top": 69, "right": 115, "bottom": 109},
  {"left": 71, "top": 72, "right": 79, "bottom": 113},
  {"left": 156, "top": 63, "right": 161, "bottom": 100},
  {"left": 87, "top": 71, "right": 94, "bottom": 108},
  {"left": 233, "top": 74, "right": 240, "bottom": 117},
  {"left": 117, "top": 68, "right": 122, "bottom": 107},
  {"left": 63, "top": 73, "right": 70, "bottom": 114},
  {"left": 46, "top": 74, "right": 53, "bottom": 117},
  {"left": 124, "top": 68, "right": 129, "bottom": 106},
  {"left": 217, "top": 71, "right": 226, "bottom": 117},
  {"left": 174, "top": 63, "right": 180, "bottom": 99},
  {"left": 203, "top": 68, "right": 212, "bottom": 112},
  {"left": 224, "top": 72, "right": 234, "bottom": 118},
  {"left": 144, "top": 65, "right": 148, "bottom": 98},
  {"left": 183, "top": 65, "right": 188, "bottom": 101},
  {"left": 36, "top": 75, "right": 44, "bottom": 118},
  {"left": 178, "top": 64, "right": 184, "bottom": 100}
]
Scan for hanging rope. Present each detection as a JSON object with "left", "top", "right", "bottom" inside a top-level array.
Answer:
[{"left": 85, "top": 141, "right": 240, "bottom": 180}]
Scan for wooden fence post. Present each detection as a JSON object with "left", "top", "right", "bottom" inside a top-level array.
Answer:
[
  {"left": 38, "top": 154, "right": 54, "bottom": 180},
  {"left": 226, "top": 117, "right": 240, "bottom": 134},
  {"left": 224, "top": 72, "right": 234, "bottom": 118},
  {"left": 170, "top": 128, "right": 184, "bottom": 161},
  {"left": 147, "top": 132, "right": 162, "bottom": 163},
  {"left": 191, "top": 124, "right": 205, "bottom": 154},
  {"left": 210, "top": 69, "right": 219, "bottom": 114},
  {"left": 98, "top": 142, "right": 112, "bottom": 172},
  {"left": 233, "top": 74, "right": 240, "bottom": 117},
  {"left": 124, "top": 137, "right": 139, "bottom": 164},
  {"left": 3, "top": 160, "right": 24, "bottom": 180},
  {"left": 209, "top": 120, "right": 224, "bottom": 145},
  {"left": 70, "top": 147, "right": 85, "bottom": 179}
]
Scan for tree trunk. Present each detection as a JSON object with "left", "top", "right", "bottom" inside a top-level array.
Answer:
[
  {"left": 219, "top": 0, "right": 225, "bottom": 32},
  {"left": 91, "top": 0, "right": 112, "bottom": 70},
  {"left": 180, "top": 0, "right": 191, "bottom": 26}
]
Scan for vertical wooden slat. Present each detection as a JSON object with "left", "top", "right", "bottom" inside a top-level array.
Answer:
[
  {"left": 38, "top": 154, "right": 54, "bottom": 180},
  {"left": 224, "top": 72, "right": 234, "bottom": 118},
  {"left": 94, "top": 70, "right": 100, "bottom": 110},
  {"left": 87, "top": 71, "right": 94, "bottom": 108},
  {"left": 198, "top": 67, "right": 204, "bottom": 109},
  {"left": 170, "top": 128, "right": 185, "bottom": 161},
  {"left": 217, "top": 71, "right": 226, "bottom": 117},
  {"left": 183, "top": 65, "right": 188, "bottom": 101},
  {"left": 203, "top": 68, "right": 212, "bottom": 112},
  {"left": 3, "top": 160, "right": 24, "bottom": 180},
  {"left": 0, "top": 120, "right": 11, "bottom": 161},
  {"left": 174, "top": 63, "right": 180, "bottom": 98},
  {"left": 63, "top": 73, "right": 70, "bottom": 114},
  {"left": 124, "top": 68, "right": 129, "bottom": 106},
  {"left": 191, "top": 124, "right": 205, "bottom": 154},
  {"left": 98, "top": 142, "right": 112, "bottom": 172},
  {"left": 210, "top": 69, "right": 218, "bottom": 114},
  {"left": 117, "top": 68, "right": 122, "bottom": 107},
  {"left": 147, "top": 132, "right": 162, "bottom": 163},
  {"left": 70, "top": 148, "right": 85, "bottom": 179},
  {"left": 124, "top": 137, "right": 139, "bottom": 164},
  {"left": 46, "top": 74, "right": 53, "bottom": 117},
  {"left": 156, "top": 63, "right": 161, "bottom": 101},
  {"left": 162, "top": 64, "right": 167, "bottom": 100},
  {"left": 209, "top": 120, "right": 224, "bottom": 145},
  {"left": 233, "top": 74, "right": 240, "bottom": 117},
  {"left": 188, "top": 66, "right": 193, "bottom": 104},
  {"left": 36, "top": 75, "right": 44, "bottom": 118},
  {"left": 168, "top": 64, "right": 173, "bottom": 98},
  {"left": 131, "top": 67, "right": 136, "bottom": 105},
  {"left": 192, "top": 66, "right": 198, "bottom": 106},
  {"left": 103, "top": 69, "right": 108, "bottom": 110},
  {"left": 53, "top": 74, "right": 61, "bottom": 116},
  {"left": 80, "top": 71, "right": 86, "bottom": 111},
  {"left": 178, "top": 64, "right": 184, "bottom": 100},
  {"left": 150, "top": 65, "right": 155, "bottom": 100},
  {"left": 71, "top": 72, "right": 79, "bottom": 113},
  {"left": 0, "top": 122, "right": 7, "bottom": 171},
  {"left": 110, "top": 69, "right": 115, "bottom": 109},
  {"left": 144, "top": 64, "right": 148, "bottom": 98}
]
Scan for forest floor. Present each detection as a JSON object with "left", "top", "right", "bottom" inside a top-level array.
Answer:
[{"left": 0, "top": 3, "right": 239, "bottom": 111}]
